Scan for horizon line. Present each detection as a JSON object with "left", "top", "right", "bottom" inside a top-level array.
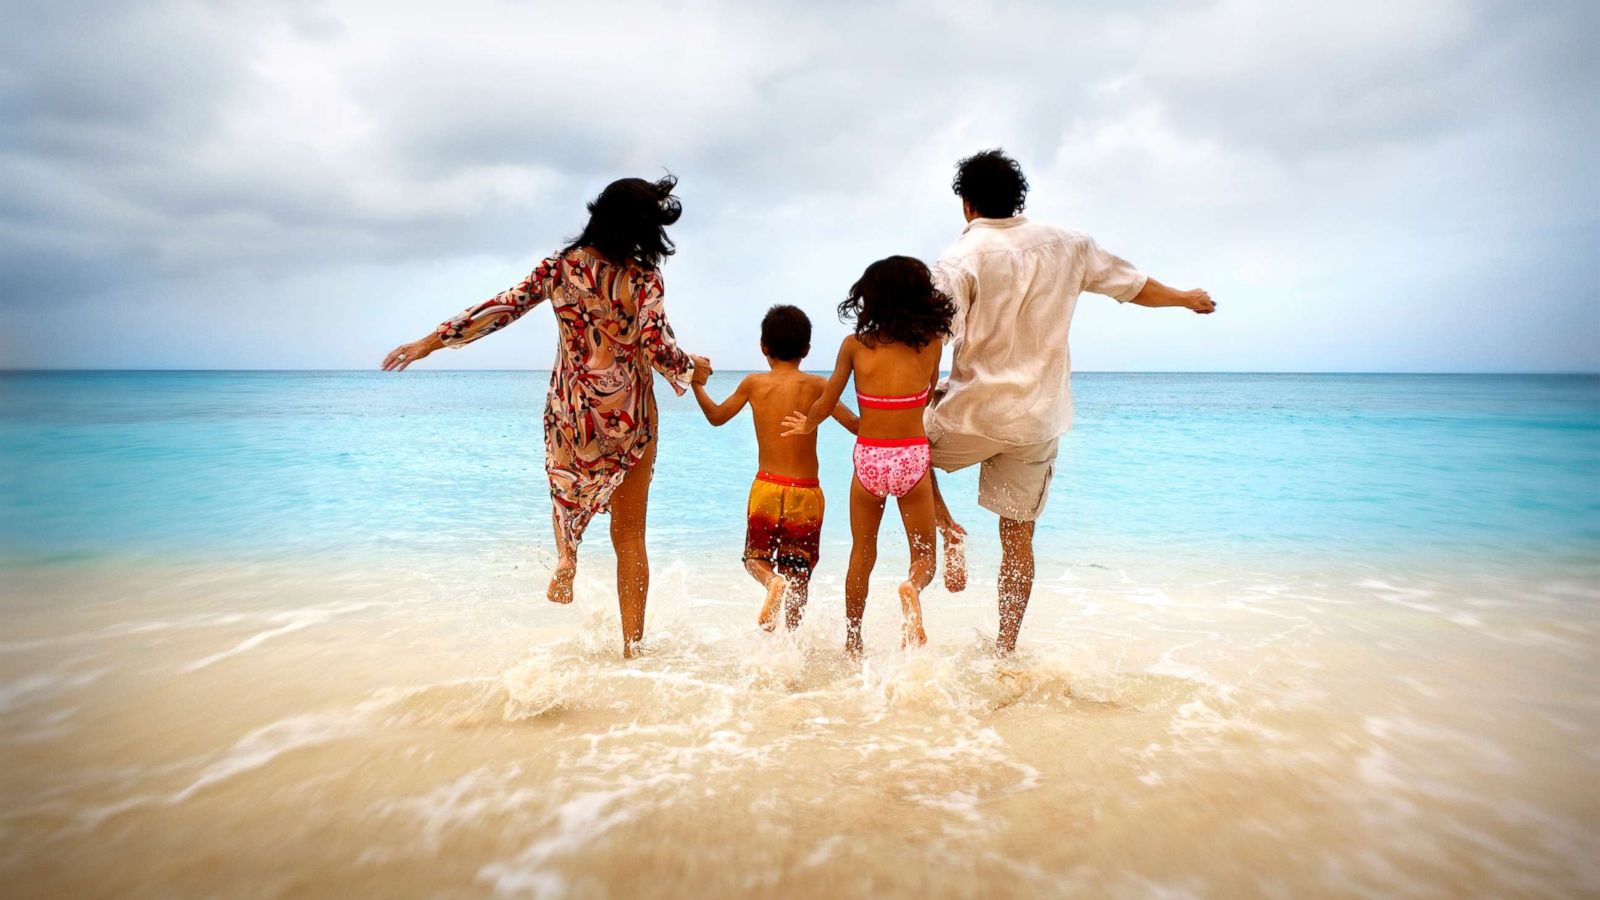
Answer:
[{"left": 2, "top": 368, "right": 1598, "bottom": 377}]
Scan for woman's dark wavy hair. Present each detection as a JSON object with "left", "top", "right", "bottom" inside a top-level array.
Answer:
[
  {"left": 565, "top": 174, "right": 682, "bottom": 270},
  {"left": 951, "top": 148, "right": 1028, "bottom": 219},
  {"left": 837, "top": 256, "right": 956, "bottom": 350}
]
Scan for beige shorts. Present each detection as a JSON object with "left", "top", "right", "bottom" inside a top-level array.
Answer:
[{"left": 926, "top": 425, "right": 1060, "bottom": 522}]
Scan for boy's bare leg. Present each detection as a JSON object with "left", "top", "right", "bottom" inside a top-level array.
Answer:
[
  {"left": 783, "top": 576, "right": 809, "bottom": 630},
  {"left": 996, "top": 516, "right": 1036, "bottom": 655},
  {"left": 745, "top": 557, "right": 785, "bottom": 631},
  {"left": 547, "top": 508, "right": 577, "bottom": 604},
  {"left": 896, "top": 474, "right": 937, "bottom": 648},
  {"left": 845, "top": 478, "right": 886, "bottom": 658},
  {"left": 930, "top": 470, "right": 967, "bottom": 593}
]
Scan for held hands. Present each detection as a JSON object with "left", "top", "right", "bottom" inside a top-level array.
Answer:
[
  {"left": 1184, "top": 289, "right": 1216, "bottom": 314},
  {"left": 690, "top": 355, "right": 713, "bottom": 386},
  {"left": 382, "top": 340, "right": 433, "bottom": 372},
  {"left": 780, "top": 411, "right": 817, "bottom": 437}
]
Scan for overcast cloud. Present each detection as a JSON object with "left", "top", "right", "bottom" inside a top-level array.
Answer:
[{"left": 1, "top": 0, "right": 1595, "bottom": 371}]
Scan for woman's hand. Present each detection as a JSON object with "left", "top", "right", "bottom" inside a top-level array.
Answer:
[
  {"left": 780, "top": 411, "right": 817, "bottom": 437},
  {"left": 382, "top": 339, "right": 435, "bottom": 372}
]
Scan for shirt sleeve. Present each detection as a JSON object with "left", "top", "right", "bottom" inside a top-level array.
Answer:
[
  {"left": 1082, "top": 238, "right": 1148, "bottom": 303},
  {"left": 932, "top": 258, "right": 972, "bottom": 344},
  {"left": 436, "top": 257, "right": 557, "bottom": 347},
  {"left": 638, "top": 270, "right": 694, "bottom": 396}
]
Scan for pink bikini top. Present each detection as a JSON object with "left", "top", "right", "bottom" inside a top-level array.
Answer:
[{"left": 856, "top": 387, "right": 930, "bottom": 411}]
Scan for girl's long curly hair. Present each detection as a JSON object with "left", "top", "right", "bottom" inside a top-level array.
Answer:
[
  {"left": 565, "top": 174, "right": 682, "bottom": 270},
  {"left": 837, "top": 256, "right": 956, "bottom": 350}
]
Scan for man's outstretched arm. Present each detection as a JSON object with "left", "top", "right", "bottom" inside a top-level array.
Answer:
[{"left": 1128, "top": 277, "right": 1215, "bottom": 313}]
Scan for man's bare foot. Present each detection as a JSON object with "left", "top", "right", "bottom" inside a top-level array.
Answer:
[
  {"left": 758, "top": 574, "right": 787, "bottom": 632},
  {"left": 546, "top": 559, "right": 576, "bottom": 605},
  {"left": 941, "top": 525, "right": 967, "bottom": 593},
  {"left": 898, "top": 581, "right": 927, "bottom": 649}
]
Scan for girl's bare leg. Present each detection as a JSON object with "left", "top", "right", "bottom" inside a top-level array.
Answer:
[
  {"left": 845, "top": 477, "right": 887, "bottom": 658},
  {"left": 609, "top": 440, "right": 657, "bottom": 658},
  {"left": 895, "top": 472, "right": 937, "bottom": 648},
  {"left": 547, "top": 508, "right": 577, "bottom": 604}
]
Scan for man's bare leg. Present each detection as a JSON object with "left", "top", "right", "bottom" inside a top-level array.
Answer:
[
  {"left": 929, "top": 470, "right": 967, "bottom": 592},
  {"left": 996, "top": 516, "right": 1036, "bottom": 655}
]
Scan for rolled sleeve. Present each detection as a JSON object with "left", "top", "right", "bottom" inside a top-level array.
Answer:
[{"left": 1083, "top": 238, "right": 1147, "bottom": 303}]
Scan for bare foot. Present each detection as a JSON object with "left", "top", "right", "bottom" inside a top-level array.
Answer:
[
  {"left": 546, "top": 559, "right": 576, "bottom": 605},
  {"left": 941, "top": 525, "right": 967, "bottom": 593},
  {"left": 898, "top": 581, "right": 927, "bottom": 649},
  {"left": 844, "top": 632, "right": 864, "bottom": 660},
  {"left": 758, "top": 574, "right": 787, "bottom": 632}
]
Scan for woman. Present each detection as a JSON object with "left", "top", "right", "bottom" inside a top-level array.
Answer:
[{"left": 382, "top": 175, "right": 710, "bottom": 657}]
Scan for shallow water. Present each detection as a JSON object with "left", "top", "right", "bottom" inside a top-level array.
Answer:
[{"left": 2, "top": 372, "right": 1598, "bottom": 897}]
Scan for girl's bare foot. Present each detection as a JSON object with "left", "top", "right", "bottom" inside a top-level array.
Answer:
[
  {"left": 898, "top": 580, "right": 927, "bottom": 649},
  {"left": 546, "top": 559, "right": 576, "bottom": 604},
  {"left": 758, "top": 574, "right": 787, "bottom": 632}
]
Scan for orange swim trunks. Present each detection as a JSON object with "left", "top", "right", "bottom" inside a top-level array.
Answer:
[{"left": 744, "top": 472, "right": 824, "bottom": 577}]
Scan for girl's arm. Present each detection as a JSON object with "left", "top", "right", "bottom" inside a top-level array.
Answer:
[
  {"left": 782, "top": 338, "right": 854, "bottom": 436},
  {"left": 382, "top": 258, "right": 555, "bottom": 371},
  {"left": 830, "top": 403, "right": 860, "bottom": 435},
  {"left": 693, "top": 376, "right": 753, "bottom": 426}
]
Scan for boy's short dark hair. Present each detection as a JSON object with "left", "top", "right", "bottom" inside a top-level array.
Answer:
[
  {"left": 951, "top": 148, "right": 1029, "bottom": 219},
  {"left": 761, "top": 304, "right": 811, "bottom": 361}
]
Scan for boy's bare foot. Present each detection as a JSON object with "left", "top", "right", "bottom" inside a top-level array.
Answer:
[
  {"left": 546, "top": 559, "right": 576, "bottom": 605},
  {"left": 941, "top": 524, "right": 967, "bottom": 593},
  {"left": 758, "top": 574, "right": 787, "bottom": 632},
  {"left": 898, "top": 581, "right": 927, "bottom": 649}
]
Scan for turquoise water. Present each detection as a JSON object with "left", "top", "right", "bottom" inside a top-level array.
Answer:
[{"left": 3, "top": 371, "right": 1596, "bottom": 571}]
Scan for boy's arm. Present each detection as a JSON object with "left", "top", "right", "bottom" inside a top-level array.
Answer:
[
  {"left": 1128, "top": 277, "right": 1215, "bottom": 313},
  {"left": 829, "top": 403, "right": 859, "bottom": 435},
  {"left": 782, "top": 339, "right": 853, "bottom": 436},
  {"left": 692, "top": 376, "right": 752, "bottom": 426}
]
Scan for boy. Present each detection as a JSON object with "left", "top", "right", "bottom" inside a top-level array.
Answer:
[{"left": 691, "top": 305, "right": 858, "bottom": 630}]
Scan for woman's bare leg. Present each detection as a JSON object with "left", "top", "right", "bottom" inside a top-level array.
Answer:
[
  {"left": 896, "top": 473, "right": 936, "bottom": 648},
  {"left": 547, "top": 508, "right": 577, "bottom": 604},
  {"left": 609, "top": 440, "right": 657, "bottom": 658},
  {"left": 845, "top": 478, "right": 887, "bottom": 658}
]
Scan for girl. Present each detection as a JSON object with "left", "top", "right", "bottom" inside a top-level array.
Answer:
[{"left": 782, "top": 256, "right": 957, "bottom": 656}]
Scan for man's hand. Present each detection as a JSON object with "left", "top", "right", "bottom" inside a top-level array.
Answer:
[
  {"left": 690, "top": 355, "right": 713, "bottom": 385},
  {"left": 1184, "top": 289, "right": 1215, "bottom": 314},
  {"left": 780, "top": 411, "right": 816, "bottom": 437}
]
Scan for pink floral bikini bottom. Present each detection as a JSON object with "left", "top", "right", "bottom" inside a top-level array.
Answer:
[{"left": 852, "top": 437, "right": 932, "bottom": 499}]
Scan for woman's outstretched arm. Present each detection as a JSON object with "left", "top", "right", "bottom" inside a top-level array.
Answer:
[{"left": 381, "top": 259, "right": 555, "bottom": 371}]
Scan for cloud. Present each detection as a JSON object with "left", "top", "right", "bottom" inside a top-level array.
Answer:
[{"left": 0, "top": 0, "right": 1595, "bottom": 370}]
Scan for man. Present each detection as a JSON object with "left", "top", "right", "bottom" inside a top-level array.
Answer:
[{"left": 928, "top": 148, "right": 1215, "bottom": 654}]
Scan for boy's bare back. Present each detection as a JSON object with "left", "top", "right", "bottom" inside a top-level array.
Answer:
[{"left": 745, "top": 369, "right": 830, "bottom": 480}]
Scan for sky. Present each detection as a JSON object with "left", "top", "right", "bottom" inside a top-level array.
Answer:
[{"left": 1, "top": 0, "right": 1596, "bottom": 372}]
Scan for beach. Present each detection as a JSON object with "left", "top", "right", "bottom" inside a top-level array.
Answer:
[{"left": 3, "top": 371, "right": 1597, "bottom": 897}]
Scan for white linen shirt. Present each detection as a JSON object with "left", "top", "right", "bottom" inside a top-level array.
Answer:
[{"left": 930, "top": 216, "right": 1148, "bottom": 445}]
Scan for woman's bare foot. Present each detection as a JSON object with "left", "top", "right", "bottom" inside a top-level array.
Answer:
[
  {"left": 898, "top": 580, "right": 927, "bottom": 649},
  {"left": 941, "top": 523, "right": 967, "bottom": 593},
  {"left": 546, "top": 558, "right": 576, "bottom": 605},
  {"left": 758, "top": 574, "right": 787, "bottom": 632}
]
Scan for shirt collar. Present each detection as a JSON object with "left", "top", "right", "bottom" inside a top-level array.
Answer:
[{"left": 962, "top": 215, "right": 1027, "bottom": 235}]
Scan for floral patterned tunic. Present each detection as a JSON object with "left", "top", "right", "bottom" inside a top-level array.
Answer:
[{"left": 436, "top": 250, "right": 694, "bottom": 548}]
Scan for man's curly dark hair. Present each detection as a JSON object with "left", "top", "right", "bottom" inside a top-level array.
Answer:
[
  {"left": 837, "top": 256, "right": 956, "bottom": 351},
  {"left": 951, "top": 148, "right": 1028, "bottom": 219}
]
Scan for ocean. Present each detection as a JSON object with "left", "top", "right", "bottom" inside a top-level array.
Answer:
[{"left": 2, "top": 371, "right": 1597, "bottom": 896}]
